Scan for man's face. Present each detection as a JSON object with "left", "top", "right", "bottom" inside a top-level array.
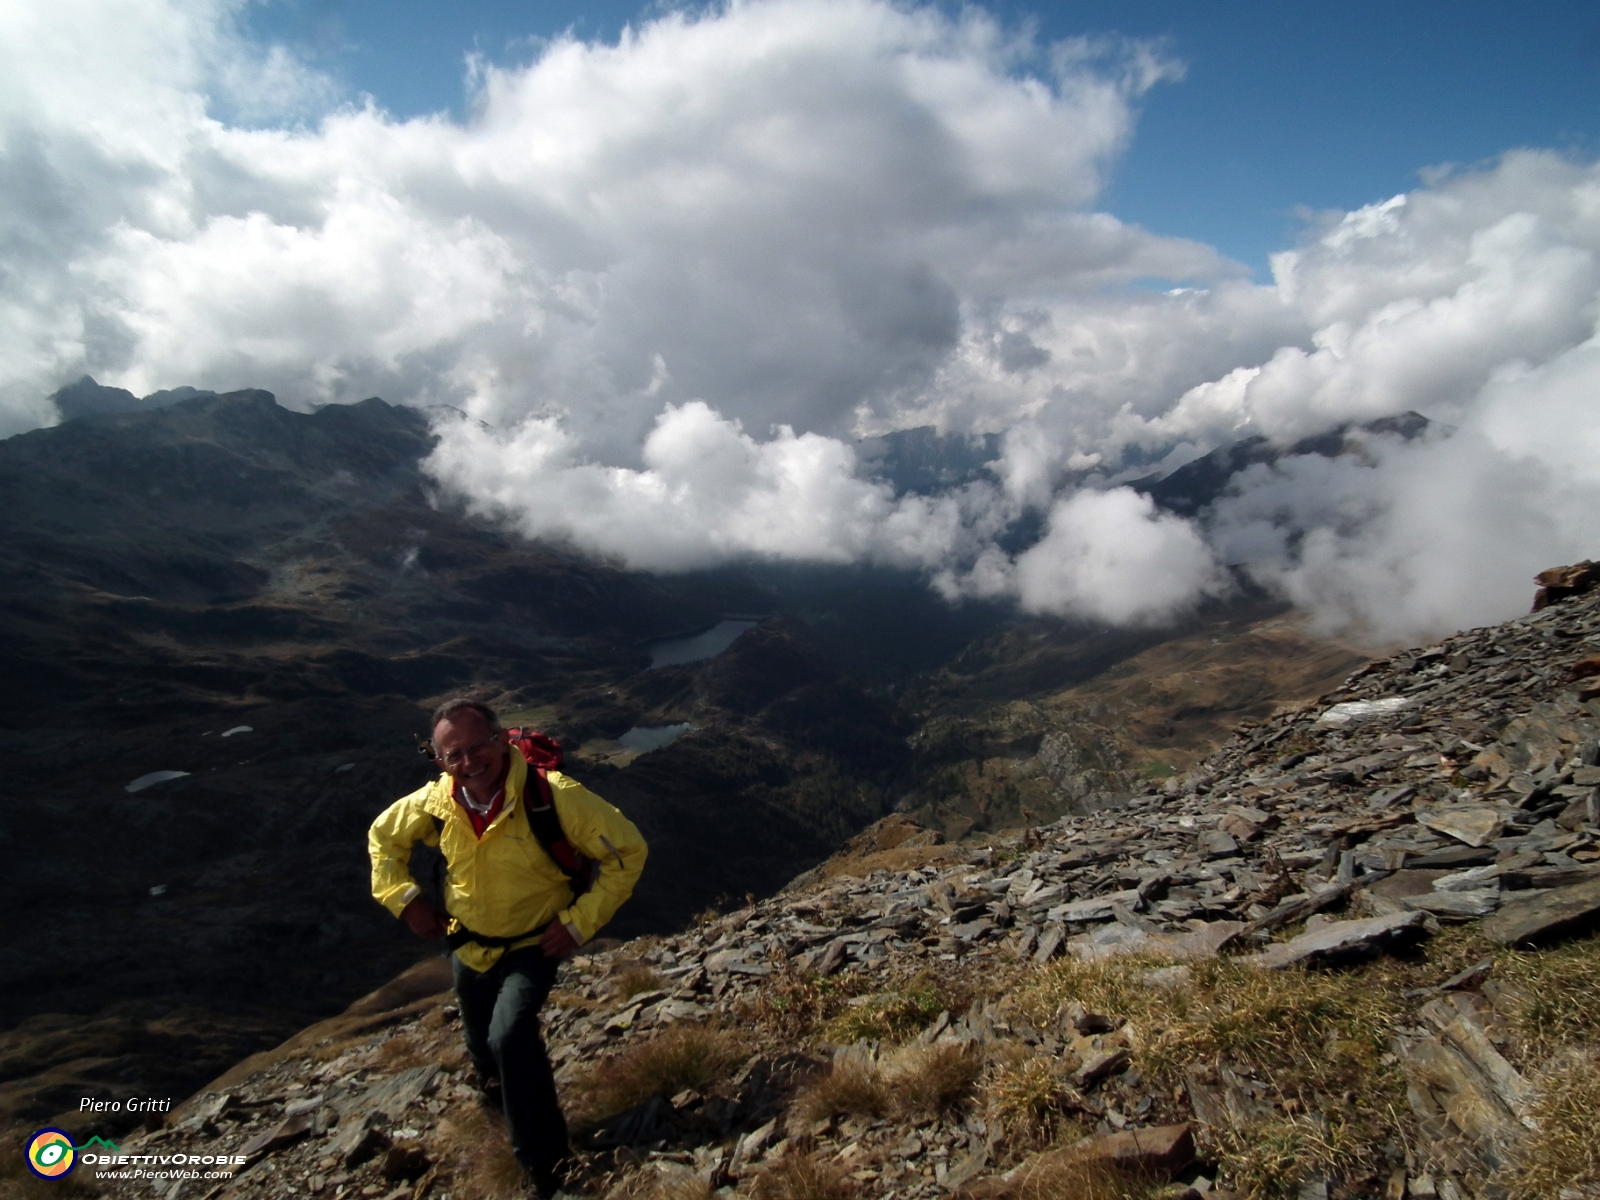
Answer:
[{"left": 431, "top": 710, "right": 510, "bottom": 791}]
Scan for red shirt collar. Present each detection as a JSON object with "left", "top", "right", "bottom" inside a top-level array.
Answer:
[{"left": 453, "top": 759, "right": 511, "bottom": 838}]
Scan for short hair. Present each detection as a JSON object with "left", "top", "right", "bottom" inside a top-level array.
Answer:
[{"left": 430, "top": 698, "right": 501, "bottom": 734}]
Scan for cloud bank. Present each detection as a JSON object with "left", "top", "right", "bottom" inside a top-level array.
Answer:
[{"left": 4, "top": 0, "right": 1600, "bottom": 643}]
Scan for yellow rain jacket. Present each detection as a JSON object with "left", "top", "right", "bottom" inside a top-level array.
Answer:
[{"left": 368, "top": 750, "right": 646, "bottom": 972}]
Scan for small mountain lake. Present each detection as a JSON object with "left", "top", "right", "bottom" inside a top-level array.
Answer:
[
  {"left": 646, "top": 618, "right": 759, "bottom": 668},
  {"left": 125, "top": 770, "right": 190, "bottom": 793},
  {"left": 616, "top": 723, "right": 696, "bottom": 753}
]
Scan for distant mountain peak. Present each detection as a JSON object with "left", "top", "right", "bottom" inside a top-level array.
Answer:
[
  {"left": 48, "top": 375, "right": 218, "bottom": 424},
  {"left": 1131, "top": 411, "right": 1431, "bottom": 518}
]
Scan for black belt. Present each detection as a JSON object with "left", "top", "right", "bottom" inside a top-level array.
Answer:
[{"left": 445, "top": 921, "right": 543, "bottom": 952}]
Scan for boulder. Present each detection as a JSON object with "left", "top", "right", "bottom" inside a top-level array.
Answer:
[{"left": 1532, "top": 560, "right": 1600, "bottom": 609}]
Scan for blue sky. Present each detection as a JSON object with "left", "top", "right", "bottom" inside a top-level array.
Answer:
[{"left": 244, "top": 0, "right": 1600, "bottom": 275}]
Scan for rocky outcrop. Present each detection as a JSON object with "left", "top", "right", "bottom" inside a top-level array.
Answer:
[{"left": 1531, "top": 560, "right": 1600, "bottom": 611}]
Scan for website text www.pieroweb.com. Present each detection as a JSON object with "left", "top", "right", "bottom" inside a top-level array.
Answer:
[{"left": 25, "top": 1120, "right": 247, "bottom": 1185}]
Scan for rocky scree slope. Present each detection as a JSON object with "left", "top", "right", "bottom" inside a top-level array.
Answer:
[
  {"left": 892, "top": 599, "right": 1365, "bottom": 840},
  {"left": 80, "top": 580, "right": 1600, "bottom": 1200}
]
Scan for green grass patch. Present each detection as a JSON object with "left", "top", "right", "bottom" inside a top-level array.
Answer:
[{"left": 823, "top": 972, "right": 957, "bottom": 1045}]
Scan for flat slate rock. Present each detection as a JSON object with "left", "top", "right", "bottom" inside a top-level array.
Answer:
[
  {"left": 1407, "top": 846, "right": 1499, "bottom": 869},
  {"left": 1064, "top": 1122, "right": 1196, "bottom": 1175},
  {"left": 1245, "top": 910, "right": 1431, "bottom": 970},
  {"left": 1402, "top": 889, "right": 1500, "bottom": 919},
  {"left": 1048, "top": 889, "right": 1143, "bottom": 924},
  {"left": 1480, "top": 875, "right": 1600, "bottom": 946},
  {"left": 1417, "top": 806, "right": 1505, "bottom": 848},
  {"left": 239, "top": 1112, "right": 311, "bottom": 1157},
  {"left": 1197, "top": 829, "right": 1240, "bottom": 859},
  {"left": 1368, "top": 870, "right": 1450, "bottom": 900},
  {"left": 1316, "top": 697, "right": 1416, "bottom": 726},
  {"left": 367, "top": 1064, "right": 439, "bottom": 1122},
  {"left": 1072, "top": 1047, "right": 1130, "bottom": 1087}
]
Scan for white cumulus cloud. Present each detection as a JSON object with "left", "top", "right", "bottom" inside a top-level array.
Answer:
[
  {"left": 5, "top": 0, "right": 1600, "bottom": 644},
  {"left": 428, "top": 400, "right": 989, "bottom": 571},
  {"left": 943, "top": 487, "right": 1224, "bottom": 625}
]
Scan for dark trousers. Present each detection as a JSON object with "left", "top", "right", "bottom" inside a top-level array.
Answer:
[{"left": 452, "top": 947, "right": 569, "bottom": 1191}]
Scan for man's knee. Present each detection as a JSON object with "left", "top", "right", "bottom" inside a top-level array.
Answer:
[{"left": 487, "top": 1005, "right": 542, "bottom": 1061}]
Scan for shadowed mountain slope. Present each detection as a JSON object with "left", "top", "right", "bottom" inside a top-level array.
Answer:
[{"left": 0, "top": 389, "right": 1377, "bottom": 1149}]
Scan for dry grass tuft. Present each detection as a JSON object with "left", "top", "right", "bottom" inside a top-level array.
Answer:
[
  {"left": 1007, "top": 1153, "right": 1159, "bottom": 1200},
  {"left": 748, "top": 1151, "right": 859, "bottom": 1200},
  {"left": 310, "top": 1034, "right": 367, "bottom": 1063},
  {"left": 794, "top": 1042, "right": 981, "bottom": 1122},
  {"left": 376, "top": 1031, "right": 434, "bottom": 1071},
  {"left": 741, "top": 965, "right": 872, "bottom": 1041},
  {"left": 818, "top": 843, "right": 959, "bottom": 882},
  {"left": 1148, "top": 964, "right": 1401, "bottom": 1085},
  {"left": 1493, "top": 931, "right": 1600, "bottom": 1062},
  {"left": 1206, "top": 1114, "right": 1359, "bottom": 1200},
  {"left": 889, "top": 1042, "right": 983, "bottom": 1114},
  {"left": 1020, "top": 952, "right": 1405, "bottom": 1082},
  {"left": 1014, "top": 952, "right": 1409, "bottom": 1194},
  {"left": 1497, "top": 1048, "right": 1600, "bottom": 1198},
  {"left": 548, "top": 986, "right": 602, "bottom": 1013},
  {"left": 610, "top": 965, "right": 668, "bottom": 1002},
  {"left": 793, "top": 1053, "right": 890, "bottom": 1123},
  {"left": 569, "top": 1023, "right": 749, "bottom": 1126},
  {"left": 434, "top": 1102, "right": 525, "bottom": 1200},
  {"left": 985, "top": 1045, "right": 1078, "bottom": 1143},
  {"left": 604, "top": 1163, "right": 715, "bottom": 1200},
  {"left": 1015, "top": 951, "right": 1183, "bottom": 1030}
]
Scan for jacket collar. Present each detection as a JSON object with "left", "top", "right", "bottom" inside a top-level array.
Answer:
[{"left": 425, "top": 750, "right": 527, "bottom": 828}]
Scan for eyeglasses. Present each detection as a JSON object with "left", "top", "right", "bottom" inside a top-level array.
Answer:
[{"left": 432, "top": 734, "right": 499, "bottom": 769}]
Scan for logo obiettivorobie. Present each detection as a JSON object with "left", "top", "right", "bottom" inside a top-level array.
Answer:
[{"left": 26, "top": 1128, "right": 76, "bottom": 1179}]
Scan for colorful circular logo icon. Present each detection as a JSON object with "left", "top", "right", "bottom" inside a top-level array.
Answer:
[{"left": 27, "top": 1128, "right": 76, "bottom": 1179}]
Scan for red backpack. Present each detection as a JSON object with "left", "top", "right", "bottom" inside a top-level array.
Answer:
[{"left": 504, "top": 728, "right": 600, "bottom": 895}]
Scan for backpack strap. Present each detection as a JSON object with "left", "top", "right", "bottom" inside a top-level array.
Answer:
[{"left": 522, "top": 766, "right": 600, "bottom": 896}]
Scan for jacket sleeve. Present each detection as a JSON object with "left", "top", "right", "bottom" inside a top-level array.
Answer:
[
  {"left": 550, "top": 774, "right": 647, "bottom": 944},
  {"left": 368, "top": 788, "right": 441, "bottom": 917}
]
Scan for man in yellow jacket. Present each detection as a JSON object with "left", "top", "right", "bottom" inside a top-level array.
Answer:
[{"left": 369, "top": 699, "right": 646, "bottom": 1198}]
